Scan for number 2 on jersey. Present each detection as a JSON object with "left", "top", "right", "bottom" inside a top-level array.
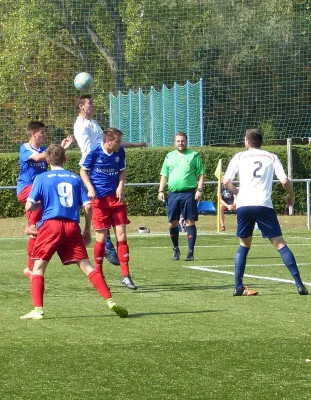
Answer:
[{"left": 253, "top": 161, "right": 262, "bottom": 178}]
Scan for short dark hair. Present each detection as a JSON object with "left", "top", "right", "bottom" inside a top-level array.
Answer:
[
  {"left": 174, "top": 132, "right": 188, "bottom": 141},
  {"left": 26, "top": 121, "right": 45, "bottom": 137},
  {"left": 75, "top": 94, "right": 92, "bottom": 111},
  {"left": 103, "top": 127, "right": 123, "bottom": 142},
  {"left": 245, "top": 129, "right": 263, "bottom": 148},
  {"left": 46, "top": 144, "right": 66, "bottom": 166}
]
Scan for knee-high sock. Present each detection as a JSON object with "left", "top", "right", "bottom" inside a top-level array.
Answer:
[
  {"left": 169, "top": 226, "right": 179, "bottom": 248},
  {"left": 27, "top": 237, "right": 36, "bottom": 271},
  {"left": 278, "top": 245, "right": 303, "bottom": 286},
  {"left": 88, "top": 270, "right": 112, "bottom": 300},
  {"left": 31, "top": 275, "right": 45, "bottom": 307},
  {"left": 94, "top": 241, "right": 105, "bottom": 274},
  {"left": 234, "top": 246, "right": 250, "bottom": 289},
  {"left": 117, "top": 240, "right": 130, "bottom": 277},
  {"left": 186, "top": 225, "right": 197, "bottom": 252}
]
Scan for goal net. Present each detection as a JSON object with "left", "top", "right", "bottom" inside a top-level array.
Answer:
[{"left": 0, "top": 0, "right": 310, "bottom": 151}]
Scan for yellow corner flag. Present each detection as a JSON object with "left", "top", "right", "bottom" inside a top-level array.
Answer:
[
  {"left": 214, "top": 159, "right": 223, "bottom": 233},
  {"left": 214, "top": 159, "right": 223, "bottom": 180}
]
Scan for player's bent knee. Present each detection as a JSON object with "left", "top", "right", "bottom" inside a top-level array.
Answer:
[{"left": 77, "top": 259, "right": 94, "bottom": 275}]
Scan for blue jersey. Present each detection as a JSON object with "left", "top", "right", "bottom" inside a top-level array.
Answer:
[
  {"left": 17, "top": 143, "right": 48, "bottom": 194},
  {"left": 28, "top": 168, "right": 90, "bottom": 227},
  {"left": 81, "top": 143, "right": 126, "bottom": 198}
]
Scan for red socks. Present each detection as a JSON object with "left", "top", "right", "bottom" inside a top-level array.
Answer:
[
  {"left": 117, "top": 240, "right": 130, "bottom": 276},
  {"left": 94, "top": 239, "right": 131, "bottom": 277},
  {"left": 31, "top": 271, "right": 112, "bottom": 308},
  {"left": 88, "top": 270, "right": 112, "bottom": 300},
  {"left": 31, "top": 275, "right": 44, "bottom": 307},
  {"left": 27, "top": 237, "right": 36, "bottom": 271},
  {"left": 94, "top": 241, "right": 105, "bottom": 274}
]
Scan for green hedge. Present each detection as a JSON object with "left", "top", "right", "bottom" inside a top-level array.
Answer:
[{"left": 1, "top": 145, "right": 310, "bottom": 217}]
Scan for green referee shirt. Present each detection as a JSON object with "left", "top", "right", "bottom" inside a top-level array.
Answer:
[{"left": 160, "top": 149, "right": 205, "bottom": 192}]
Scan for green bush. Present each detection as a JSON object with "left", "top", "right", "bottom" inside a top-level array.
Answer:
[{"left": 1, "top": 145, "right": 310, "bottom": 217}]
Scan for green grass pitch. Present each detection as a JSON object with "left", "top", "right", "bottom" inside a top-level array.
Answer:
[{"left": 1, "top": 229, "right": 311, "bottom": 399}]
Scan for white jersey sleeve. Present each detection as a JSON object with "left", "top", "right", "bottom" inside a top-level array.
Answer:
[
  {"left": 224, "top": 149, "right": 287, "bottom": 209},
  {"left": 273, "top": 155, "right": 287, "bottom": 182}
]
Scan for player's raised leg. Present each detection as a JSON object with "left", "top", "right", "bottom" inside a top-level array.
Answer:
[{"left": 79, "top": 259, "right": 128, "bottom": 317}]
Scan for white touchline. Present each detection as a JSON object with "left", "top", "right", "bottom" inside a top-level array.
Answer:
[
  {"left": 184, "top": 263, "right": 311, "bottom": 268},
  {"left": 185, "top": 266, "right": 311, "bottom": 286}
]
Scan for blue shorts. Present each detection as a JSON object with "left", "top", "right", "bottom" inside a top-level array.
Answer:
[
  {"left": 167, "top": 190, "right": 198, "bottom": 223},
  {"left": 236, "top": 206, "right": 282, "bottom": 239}
]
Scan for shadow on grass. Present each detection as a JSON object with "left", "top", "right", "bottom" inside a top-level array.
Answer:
[
  {"left": 81, "top": 282, "right": 234, "bottom": 294},
  {"left": 134, "top": 283, "right": 233, "bottom": 292},
  {"left": 39, "top": 308, "right": 227, "bottom": 320},
  {"left": 201, "top": 256, "right": 281, "bottom": 262},
  {"left": 127, "top": 309, "right": 226, "bottom": 318}
]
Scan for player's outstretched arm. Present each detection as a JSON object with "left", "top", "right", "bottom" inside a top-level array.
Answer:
[
  {"left": 29, "top": 152, "right": 47, "bottom": 162},
  {"left": 60, "top": 135, "right": 74, "bottom": 150},
  {"left": 122, "top": 141, "right": 147, "bottom": 149}
]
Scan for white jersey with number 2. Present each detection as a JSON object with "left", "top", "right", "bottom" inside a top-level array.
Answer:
[{"left": 224, "top": 149, "right": 287, "bottom": 209}]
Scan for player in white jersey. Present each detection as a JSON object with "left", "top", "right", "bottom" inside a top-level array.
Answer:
[
  {"left": 223, "top": 129, "right": 308, "bottom": 296},
  {"left": 74, "top": 94, "right": 147, "bottom": 266},
  {"left": 74, "top": 95, "right": 147, "bottom": 166}
]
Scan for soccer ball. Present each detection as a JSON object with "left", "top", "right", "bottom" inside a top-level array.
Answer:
[{"left": 74, "top": 72, "right": 94, "bottom": 91}]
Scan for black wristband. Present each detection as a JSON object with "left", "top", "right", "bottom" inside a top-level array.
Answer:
[{"left": 158, "top": 191, "right": 164, "bottom": 193}]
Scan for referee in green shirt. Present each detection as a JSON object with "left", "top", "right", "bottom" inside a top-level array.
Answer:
[{"left": 158, "top": 132, "right": 205, "bottom": 261}]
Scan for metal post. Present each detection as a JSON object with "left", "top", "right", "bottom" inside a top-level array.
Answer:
[
  {"left": 150, "top": 87, "right": 154, "bottom": 147},
  {"left": 199, "top": 77, "right": 204, "bottom": 146},
  {"left": 174, "top": 82, "right": 177, "bottom": 134},
  {"left": 186, "top": 80, "right": 190, "bottom": 145},
  {"left": 307, "top": 181, "right": 310, "bottom": 230},
  {"left": 118, "top": 91, "right": 122, "bottom": 130},
  {"left": 109, "top": 93, "right": 112, "bottom": 127},
  {"left": 287, "top": 138, "right": 293, "bottom": 215},
  {"left": 138, "top": 88, "right": 142, "bottom": 142},
  {"left": 162, "top": 83, "right": 166, "bottom": 146},
  {"left": 129, "top": 89, "right": 132, "bottom": 142}
]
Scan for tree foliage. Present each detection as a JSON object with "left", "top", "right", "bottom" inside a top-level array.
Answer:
[{"left": 0, "top": 0, "right": 311, "bottom": 151}]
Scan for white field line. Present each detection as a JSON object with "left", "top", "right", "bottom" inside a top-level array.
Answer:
[
  {"left": 186, "top": 263, "right": 311, "bottom": 268},
  {"left": 127, "top": 243, "right": 311, "bottom": 249},
  {"left": 185, "top": 266, "right": 311, "bottom": 286},
  {"left": 2, "top": 232, "right": 311, "bottom": 240},
  {"left": 287, "top": 236, "right": 311, "bottom": 240}
]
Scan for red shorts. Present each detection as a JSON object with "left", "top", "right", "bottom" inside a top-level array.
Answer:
[
  {"left": 17, "top": 185, "right": 32, "bottom": 204},
  {"left": 91, "top": 195, "right": 130, "bottom": 230},
  {"left": 32, "top": 219, "right": 89, "bottom": 264}
]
